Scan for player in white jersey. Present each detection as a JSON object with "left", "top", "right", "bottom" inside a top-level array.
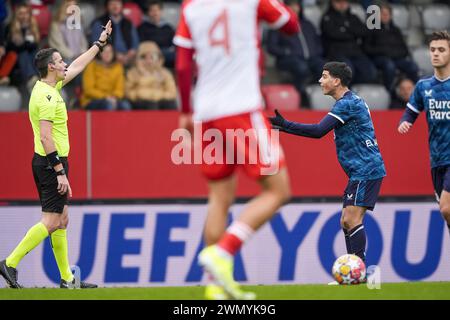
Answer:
[{"left": 174, "top": 0, "right": 299, "bottom": 300}]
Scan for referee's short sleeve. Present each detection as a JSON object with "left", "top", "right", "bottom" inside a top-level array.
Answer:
[{"left": 38, "top": 94, "right": 57, "bottom": 122}]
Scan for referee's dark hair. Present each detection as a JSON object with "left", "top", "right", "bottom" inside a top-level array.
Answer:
[
  {"left": 34, "top": 48, "right": 58, "bottom": 79},
  {"left": 323, "top": 61, "right": 353, "bottom": 87}
]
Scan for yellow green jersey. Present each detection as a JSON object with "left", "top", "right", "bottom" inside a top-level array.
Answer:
[{"left": 29, "top": 80, "right": 69, "bottom": 157}]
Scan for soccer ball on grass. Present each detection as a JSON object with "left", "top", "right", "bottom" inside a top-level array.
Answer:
[{"left": 332, "top": 254, "right": 366, "bottom": 285}]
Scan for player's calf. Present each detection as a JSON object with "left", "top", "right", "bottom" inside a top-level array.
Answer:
[
  {"left": 440, "top": 204, "right": 450, "bottom": 223},
  {"left": 439, "top": 191, "right": 450, "bottom": 225},
  {"left": 262, "top": 168, "right": 291, "bottom": 206},
  {"left": 440, "top": 205, "right": 450, "bottom": 232},
  {"left": 41, "top": 213, "right": 64, "bottom": 234},
  {"left": 340, "top": 207, "right": 364, "bottom": 231},
  {"left": 340, "top": 207, "right": 367, "bottom": 262}
]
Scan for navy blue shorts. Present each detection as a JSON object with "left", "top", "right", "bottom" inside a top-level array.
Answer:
[
  {"left": 431, "top": 165, "right": 450, "bottom": 201},
  {"left": 343, "top": 178, "right": 383, "bottom": 211}
]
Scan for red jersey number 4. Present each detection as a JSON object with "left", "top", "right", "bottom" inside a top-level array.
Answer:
[{"left": 208, "top": 9, "right": 230, "bottom": 55}]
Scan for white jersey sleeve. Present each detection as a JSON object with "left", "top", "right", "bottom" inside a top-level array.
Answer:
[{"left": 174, "top": 0, "right": 292, "bottom": 122}]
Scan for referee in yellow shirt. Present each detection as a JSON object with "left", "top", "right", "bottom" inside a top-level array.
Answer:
[{"left": 0, "top": 21, "right": 113, "bottom": 289}]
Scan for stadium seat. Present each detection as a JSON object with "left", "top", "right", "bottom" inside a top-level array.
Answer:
[
  {"left": 350, "top": 3, "right": 366, "bottom": 23},
  {"left": 391, "top": 4, "right": 410, "bottom": 35},
  {"left": 31, "top": 4, "right": 52, "bottom": 38},
  {"left": 162, "top": 2, "right": 181, "bottom": 28},
  {"left": 302, "top": 0, "right": 318, "bottom": 6},
  {"left": 0, "top": 86, "right": 22, "bottom": 112},
  {"left": 79, "top": 2, "right": 97, "bottom": 33},
  {"left": 261, "top": 84, "right": 301, "bottom": 111},
  {"left": 262, "top": 51, "right": 293, "bottom": 85},
  {"left": 123, "top": 2, "right": 143, "bottom": 27},
  {"left": 412, "top": 46, "right": 434, "bottom": 77},
  {"left": 408, "top": 4, "right": 423, "bottom": 29},
  {"left": 411, "top": 0, "right": 435, "bottom": 5},
  {"left": 306, "top": 85, "right": 335, "bottom": 110},
  {"left": 422, "top": 4, "right": 450, "bottom": 35},
  {"left": 352, "top": 84, "right": 390, "bottom": 110},
  {"left": 303, "top": 5, "right": 322, "bottom": 34}
]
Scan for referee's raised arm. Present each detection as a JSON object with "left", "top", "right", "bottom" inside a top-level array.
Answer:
[{"left": 62, "top": 20, "right": 113, "bottom": 87}]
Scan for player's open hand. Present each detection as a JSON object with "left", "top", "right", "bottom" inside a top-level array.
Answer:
[
  {"left": 99, "top": 20, "right": 112, "bottom": 44},
  {"left": 269, "top": 109, "right": 286, "bottom": 129},
  {"left": 398, "top": 121, "right": 412, "bottom": 134}
]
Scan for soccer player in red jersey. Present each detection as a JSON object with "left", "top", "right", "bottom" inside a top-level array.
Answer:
[{"left": 174, "top": 0, "right": 299, "bottom": 299}]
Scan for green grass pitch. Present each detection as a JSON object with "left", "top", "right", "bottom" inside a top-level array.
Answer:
[{"left": 0, "top": 282, "right": 449, "bottom": 300}]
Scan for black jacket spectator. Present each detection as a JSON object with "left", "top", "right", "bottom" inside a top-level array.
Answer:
[
  {"left": 320, "top": 4, "right": 367, "bottom": 58},
  {"left": 138, "top": 0, "right": 175, "bottom": 68},
  {"left": 138, "top": 18, "right": 175, "bottom": 52},
  {"left": 268, "top": 17, "right": 323, "bottom": 60},
  {"left": 320, "top": 0, "right": 377, "bottom": 84},
  {"left": 364, "top": 22, "right": 409, "bottom": 59},
  {"left": 363, "top": 3, "right": 419, "bottom": 91},
  {"left": 90, "top": 0, "right": 139, "bottom": 67},
  {"left": 267, "top": 2, "right": 325, "bottom": 102},
  {"left": 95, "top": 14, "right": 135, "bottom": 53}
]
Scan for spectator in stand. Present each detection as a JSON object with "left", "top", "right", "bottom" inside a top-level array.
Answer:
[
  {"left": 390, "top": 77, "right": 415, "bottom": 109},
  {"left": 7, "top": 3, "right": 40, "bottom": 91},
  {"left": 360, "top": 0, "right": 407, "bottom": 9},
  {"left": 321, "top": 0, "right": 377, "bottom": 84},
  {"left": 267, "top": 0, "right": 325, "bottom": 103},
  {"left": 134, "top": 0, "right": 148, "bottom": 12},
  {"left": 0, "top": 20, "right": 18, "bottom": 86},
  {"left": 0, "top": 1, "right": 7, "bottom": 24},
  {"left": 81, "top": 44, "right": 130, "bottom": 110},
  {"left": 364, "top": 1, "right": 419, "bottom": 91},
  {"left": 125, "top": 41, "right": 177, "bottom": 110},
  {"left": 90, "top": 0, "right": 139, "bottom": 67},
  {"left": 49, "top": 0, "right": 88, "bottom": 63},
  {"left": 138, "top": 0, "right": 175, "bottom": 68}
]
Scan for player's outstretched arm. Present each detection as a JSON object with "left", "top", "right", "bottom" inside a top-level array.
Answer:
[
  {"left": 62, "top": 20, "right": 112, "bottom": 87},
  {"left": 269, "top": 109, "right": 340, "bottom": 139}
]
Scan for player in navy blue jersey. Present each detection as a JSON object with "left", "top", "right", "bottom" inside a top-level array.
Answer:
[
  {"left": 270, "top": 61, "right": 386, "bottom": 264},
  {"left": 398, "top": 31, "right": 450, "bottom": 237}
]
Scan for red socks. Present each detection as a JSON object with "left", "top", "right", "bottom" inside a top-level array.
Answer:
[{"left": 217, "top": 222, "right": 254, "bottom": 256}]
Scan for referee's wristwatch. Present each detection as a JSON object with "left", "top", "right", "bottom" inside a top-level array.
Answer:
[{"left": 56, "top": 168, "right": 66, "bottom": 176}]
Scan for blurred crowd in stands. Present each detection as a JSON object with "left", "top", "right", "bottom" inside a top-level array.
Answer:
[{"left": 0, "top": 0, "right": 448, "bottom": 111}]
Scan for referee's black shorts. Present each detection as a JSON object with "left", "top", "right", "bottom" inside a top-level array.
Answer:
[{"left": 32, "top": 153, "right": 69, "bottom": 214}]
